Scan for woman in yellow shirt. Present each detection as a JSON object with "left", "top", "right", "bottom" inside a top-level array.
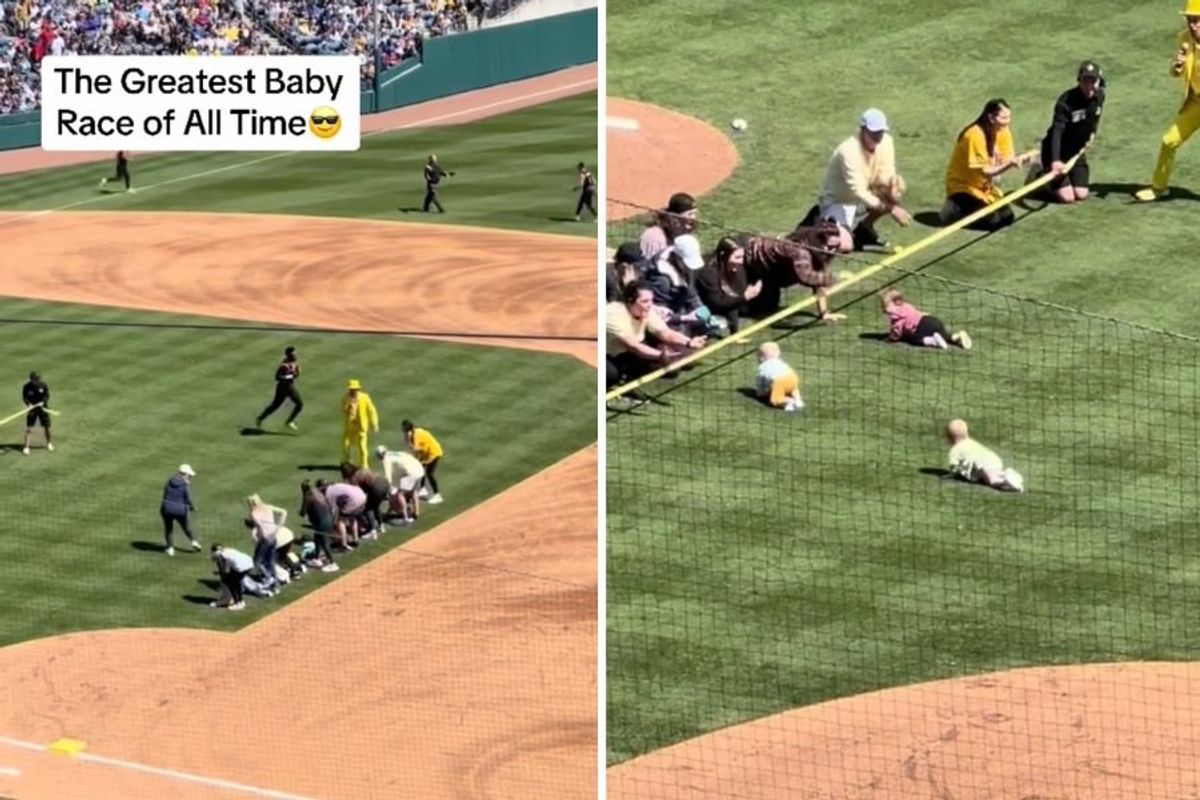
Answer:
[
  {"left": 403, "top": 419, "right": 444, "bottom": 504},
  {"left": 940, "top": 99, "right": 1038, "bottom": 231}
]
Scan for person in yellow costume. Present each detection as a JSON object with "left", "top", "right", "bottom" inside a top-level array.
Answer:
[
  {"left": 1135, "top": 0, "right": 1200, "bottom": 201},
  {"left": 341, "top": 379, "right": 379, "bottom": 467}
]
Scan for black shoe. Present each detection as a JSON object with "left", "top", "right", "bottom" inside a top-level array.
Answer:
[{"left": 853, "top": 224, "right": 890, "bottom": 252}]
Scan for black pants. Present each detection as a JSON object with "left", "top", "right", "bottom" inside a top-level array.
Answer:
[
  {"left": 221, "top": 568, "right": 245, "bottom": 604},
  {"left": 606, "top": 351, "right": 657, "bottom": 389},
  {"left": 110, "top": 160, "right": 130, "bottom": 189},
  {"left": 948, "top": 192, "right": 1015, "bottom": 231},
  {"left": 424, "top": 458, "right": 441, "bottom": 495},
  {"left": 902, "top": 315, "right": 950, "bottom": 346},
  {"left": 161, "top": 509, "right": 195, "bottom": 549},
  {"left": 363, "top": 488, "right": 387, "bottom": 531},
  {"left": 575, "top": 190, "right": 596, "bottom": 218},
  {"left": 258, "top": 383, "right": 303, "bottom": 424},
  {"left": 423, "top": 185, "right": 444, "bottom": 212}
]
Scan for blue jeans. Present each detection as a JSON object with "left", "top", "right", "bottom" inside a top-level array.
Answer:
[{"left": 253, "top": 538, "right": 280, "bottom": 590}]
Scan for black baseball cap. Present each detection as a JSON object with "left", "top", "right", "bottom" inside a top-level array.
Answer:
[
  {"left": 1078, "top": 61, "right": 1102, "bottom": 80},
  {"left": 614, "top": 242, "right": 644, "bottom": 265},
  {"left": 667, "top": 192, "right": 697, "bottom": 214}
]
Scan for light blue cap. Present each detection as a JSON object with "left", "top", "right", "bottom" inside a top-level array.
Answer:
[{"left": 860, "top": 108, "right": 889, "bottom": 133}]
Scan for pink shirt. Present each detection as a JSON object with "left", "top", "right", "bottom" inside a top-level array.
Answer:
[
  {"left": 885, "top": 301, "right": 923, "bottom": 340},
  {"left": 324, "top": 483, "right": 366, "bottom": 513},
  {"left": 639, "top": 226, "right": 668, "bottom": 261}
]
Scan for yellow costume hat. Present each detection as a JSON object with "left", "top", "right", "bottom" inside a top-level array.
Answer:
[
  {"left": 347, "top": 379, "right": 362, "bottom": 390},
  {"left": 1184, "top": 0, "right": 1200, "bottom": 16}
]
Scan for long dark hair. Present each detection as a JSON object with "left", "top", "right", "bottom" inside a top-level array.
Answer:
[
  {"left": 958, "top": 98, "right": 1009, "bottom": 158},
  {"left": 710, "top": 236, "right": 747, "bottom": 296}
]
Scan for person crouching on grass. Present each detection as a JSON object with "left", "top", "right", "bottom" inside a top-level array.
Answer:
[
  {"left": 941, "top": 99, "right": 1039, "bottom": 230},
  {"left": 210, "top": 544, "right": 255, "bottom": 610},
  {"left": 318, "top": 478, "right": 367, "bottom": 551},
  {"left": 754, "top": 342, "right": 803, "bottom": 412},
  {"left": 881, "top": 289, "right": 972, "bottom": 351},
  {"left": 944, "top": 419, "right": 1024, "bottom": 493},
  {"left": 341, "top": 461, "right": 390, "bottom": 537},
  {"left": 740, "top": 221, "right": 845, "bottom": 323}
]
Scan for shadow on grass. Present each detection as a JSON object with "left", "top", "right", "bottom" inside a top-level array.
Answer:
[
  {"left": 857, "top": 332, "right": 892, "bottom": 343},
  {"left": 919, "top": 467, "right": 952, "bottom": 479},
  {"left": 131, "top": 540, "right": 168, "bottom": 553},
  {"left": 1089, "top": 182, "right": 1200, "bottom": 203},
  {"left": 0, "top": 443, "right": 27, "bottom": 454},
  {"left": 239, "top": 427, "right": 293, "bottom": 437},
  {"left": 197, "top": 578, "right": 221, "bottom": 591},
  {"left": 182, "top": 594, "right": 215, "bottom": 606}
]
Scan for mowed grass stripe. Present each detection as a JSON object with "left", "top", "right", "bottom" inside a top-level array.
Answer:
[
  {"left": 0, "top": 95, "right": 598, "bottom": 236},
  {"left": 0, "top": 298, "right": 595, "bottom": 646}
]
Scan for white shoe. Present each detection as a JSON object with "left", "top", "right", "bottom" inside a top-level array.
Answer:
[
  {"left": 229, "top": 602, "right": 245, "bottom": 611},
  {"left": 322, "top": 563, "right": 340, "bottom": 573},
  {"left": 954, "top": 331, "right": 973, "bottom": 351},
  {"left": 46, "top": 443, "right": 54, "bottom": 452},
  {"left": 21, "top": 447, "right": 29, "bottom": 456},
  {"left": 99, "top": 178, "right": 107, "bottom": 188},
  {"left": 418, "top": 488, "right": 430, "bottom": 499},
  {"left": 165, "top": 547, "right": 175, "bottom": 556},
  {"left": 287, "top": 422, "right": 298, "bottom": 430},
  {"left": 127, "top": 187, "right": 137, "bottom": 194},
  {"left": 191, "top": 540, "right": 202, "bottom": 551},
  {"left": 429, "top": 493, "right": 444, "bottom": 505}
]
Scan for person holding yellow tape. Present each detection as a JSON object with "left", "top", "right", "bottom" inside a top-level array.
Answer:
[
  {"left": 1134, "top": 0, "right": 1200, "bottom": 202},
  {"left": 940, "top": 99, "right": 1039, "bottom": 230}
]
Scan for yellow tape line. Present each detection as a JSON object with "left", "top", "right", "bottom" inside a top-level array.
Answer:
[{"left": 606, "top": 151, "right": 1082, "bottom": 401}]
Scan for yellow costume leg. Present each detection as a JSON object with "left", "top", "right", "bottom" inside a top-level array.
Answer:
[
  {"left": 770, "top": 372, "right": 799, "bottom": 408},
  {"left": 1152, "top": 97, "right": 1200, "bottom": 191},
  {"left": 357, "top": 433, "right": 369, "bottom": 468}
]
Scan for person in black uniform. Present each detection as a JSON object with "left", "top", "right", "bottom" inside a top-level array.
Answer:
[
  {"left": 21, "top": 371, "right": 52, "bottom": 456},
  {"left": 99, "top": 151, "right": 133, "bottom": 193},
  {"left": 423, "top": 154, "right": 452, "bottom": 213},
  {"left": 575, "top": 162, "right": 597, "bottom": 221},
  {"left": 255, "top": 346, "right": 303, "bottom": 430},
  {"left": 1031, "top": 61, "right": 1106, "bottom": 204}
]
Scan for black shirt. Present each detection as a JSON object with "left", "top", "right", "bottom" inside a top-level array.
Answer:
[
  {"left": 424, "top": 163, "right": 447, "bottom": 187},
  {"left": 274, "top": 358, "right": 299, "bottom": 384},
  {"left": 22, "top": 380, "right": 49, "bottom": 408},
  {"left": 1043, "top": 86, "right": 1105, "bottom": 163},
  {"left": 580, "top": 170, "right": 596, "bottom": 194}
]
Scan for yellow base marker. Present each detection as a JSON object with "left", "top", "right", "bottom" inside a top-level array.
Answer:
[{"left": 47, "top": 738, "right": 86, "bottom": 757}]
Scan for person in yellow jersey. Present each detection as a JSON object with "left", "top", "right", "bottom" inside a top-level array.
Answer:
[
  {"left": 1135, "top": 1, "right": 1200, "bottom": 201},
  {"left": 341, "top": 379, "right": 379, "bottom": 467},
  {"left": 940, "top": 99, "right": 1039, "bottom": 230},
  {"left": 402, "top": 419, "right": 444, "bottom": 504}
]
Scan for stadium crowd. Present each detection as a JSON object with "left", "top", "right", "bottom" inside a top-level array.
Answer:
[{"left": 0, "top": 0, "right": 530, "bottom": 113}]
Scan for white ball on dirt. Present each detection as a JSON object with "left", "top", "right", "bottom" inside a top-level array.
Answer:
[{"left": 731, "top": 118, "right": 748, "bottom": 131}]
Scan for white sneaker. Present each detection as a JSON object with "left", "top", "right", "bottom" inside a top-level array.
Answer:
[
  {"left": 418, "top": 488, "right": 430, "bottom": 499},
  {"left": 287, "top": 422, "right": 298, "bottom": 430},
  {"left": 99, "top": 178, "right": 107, "bottom": 188},
  {"left": 229, "top": 602, "right": 245, "bottom": 611},
  {"left": 21, "top": 447, "right": 29, "bottom": 456},
  {"left": 322, "top": 563, "right": 340, "bottom": 573},
  {"left": 127, "top": 187, "right": 137, "bottom": 194},
  {"left": 954, "top": 331, "right": 973, "bottom": 351},
  {"left": 165, "top": 547, "right": 175, "bottom": 556},
  {"left": 783, "top": 399, "right": 799, "bottom": 413},
  {"left": 191, "top": 540, "right": 202, "bottom": 551},
  {"left": 429, "top": 494, "right": 444, "bottom": 505},
  {"left": 46, "top": 443, "right": 54, "bottom": 452}
]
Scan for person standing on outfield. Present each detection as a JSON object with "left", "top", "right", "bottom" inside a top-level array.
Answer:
[
  {"left": 161, "top": 464, "right": 201, "bottom": 556},
  {"left": 341, "top": 379, "right": 379, "bottom": 467},
  {"left": 1136, "top": 1, "right": 1200, "bottom": 202},
  {"left": 1031, "top": 61, "right": 1106, "bottom": 204},
  {"left": 575, "top": 162, "right": 597, "bottom": 221},
  {"left": 99, "top": 151, "right": 133, "bottom": 193},
  {"left": 21, "top": 371, "right": 52, "bottom": 456},
  {"left": 403, "top": 419, "right": 445, "bottom": 504},
  {"left": 422, "top": 154, "right": 451, "bottom": 213},
  {"left": 255, "top": 346, "right": 303, "bottom": 430},
  {"left": 801, "top": 108, "right": 912, "bottom": 253}
]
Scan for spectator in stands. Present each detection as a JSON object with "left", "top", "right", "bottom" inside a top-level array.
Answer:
[
  {"left": 695, "top": 236, "right": 763, "bottom": 334},
  {"left": 606, "top": 282, "right": 706, "bottom": 390}
]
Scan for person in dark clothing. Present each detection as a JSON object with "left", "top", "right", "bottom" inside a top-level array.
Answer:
[
  {"left": 606, "top": 242, "right": 653, "bottom": 302},
  {"left": 299, "top": 480, "right": 339, "bottom": 572},
  {"left": 255, "top": 346, "right": 303, "bottom": 430},
  {"left": 1032, "top": 61, "right": 1106, "bottom": 204},
  {"left": 694, "top": 237, "right": 764, "bottom": 334},
  {"left": 210, "top": 544, "right": 249, "bottom": 610},
  {"left": 575, "top": 162, "right": 597, "bottom": 221},
  {"left": 422, "top": 154, "right": 452, "bottom": 212},
  {"left": 21, "top": 371, "right": 52, "bottom": 456},
  {"left": 161, "top": 464, "right": 200, "bottom": 556},
  {"left": 99, "top": 151, "right": 133, "bottom": 193}
]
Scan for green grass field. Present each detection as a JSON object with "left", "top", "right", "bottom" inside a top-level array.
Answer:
[
  {"left": 0, "top": 94, "right": 597, "bottom": 237},
  {"left": 607, "top": 0, "right": 1200, "bottom": 765},
  {"left": 0, "top": 92, "right": 596, "bottom": 647}
]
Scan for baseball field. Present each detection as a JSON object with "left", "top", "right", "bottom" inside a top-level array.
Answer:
[
  {"left": 0, "top": 66, "right": 598, "bottom": 800},
  {"left": 606, "top": 1, "right": 1200, "bottom": 796}
]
